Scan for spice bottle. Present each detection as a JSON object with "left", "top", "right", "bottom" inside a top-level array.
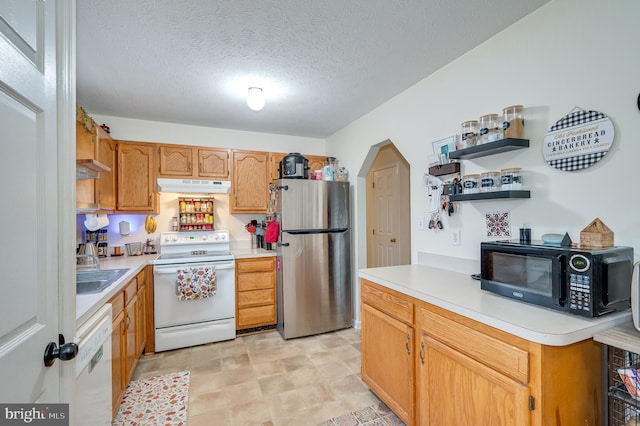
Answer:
[{"left": 502, "top": 105, "right": 524, "bottom": 139}]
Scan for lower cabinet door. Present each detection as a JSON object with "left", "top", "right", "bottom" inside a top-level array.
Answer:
[
  {"left": 418, "top": 335, "right": 530, "bottom": 426},
  {"left": 111, "top": 310, "right": 125, "bottom": 417},
  {"left": 361, "top": 303, "right": 414, "bottom": 425}
]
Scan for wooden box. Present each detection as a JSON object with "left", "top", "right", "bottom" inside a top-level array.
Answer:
[{"left": 580, "top": 218, "right": 614, "bottom": 248}]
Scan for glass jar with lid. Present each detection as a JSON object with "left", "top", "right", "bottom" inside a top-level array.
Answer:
[
  {"left": 479, "top": 114, "right": 502, "bottom": 144},
  {"left": 462, "top": 174, "right": 480, "bottom": 194},
  {"left": 480, "top": 171, "right": 500, "bottom": 192},
  {"left": 502, "top": 105, "right": 524, "bottom": 139},
  {"left": 460, "top": 120, "right": 479, "bottom": 149},
  {"left": 500, "top": 168, "right": 523, "bottom": 190}
]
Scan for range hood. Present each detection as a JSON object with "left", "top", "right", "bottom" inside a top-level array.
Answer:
[{"left": 157, "top": 178, "right": 231, "bottom": 194}]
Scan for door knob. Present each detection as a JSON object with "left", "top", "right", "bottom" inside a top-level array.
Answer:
[
  {"left": 43, "top": 334, "right": 78, "bottom": 367},
  {"left": 390, "top": 238, "right": 397, "bottom": 243}
]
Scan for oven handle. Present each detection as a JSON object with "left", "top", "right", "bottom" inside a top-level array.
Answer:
[{"left": 153, "top": 261, "right": 235, "bottom": 275}]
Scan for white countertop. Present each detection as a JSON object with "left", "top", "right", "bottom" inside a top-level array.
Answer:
[
  {"left": 231, "top": 248, "right": 276, "bottom": 259},
  {"left": 76, "top": 254, "right": 158, "bottom": 327},
  {"left": 359, "top": 264, "right": 631, "bottom": 346}
]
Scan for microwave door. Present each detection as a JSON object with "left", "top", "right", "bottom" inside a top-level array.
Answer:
[{"left": 601, "top": 255, "right": 633, "bottom": 307}]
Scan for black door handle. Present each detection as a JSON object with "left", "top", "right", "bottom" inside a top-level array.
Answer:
[
  {"left": 43, "top": 334, "right": 78, "bottom": 367},
  {"left": 278, "top": 242, "right": 290, "bottom": 247}
]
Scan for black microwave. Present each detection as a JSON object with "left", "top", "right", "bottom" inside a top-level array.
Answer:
[{"left": 480, "top": 241, "right": 633, "bottom": 317}]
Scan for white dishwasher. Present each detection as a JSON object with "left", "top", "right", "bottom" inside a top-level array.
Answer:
[{"left": 76, "top": 304, "right": 113, "bottom": 426}]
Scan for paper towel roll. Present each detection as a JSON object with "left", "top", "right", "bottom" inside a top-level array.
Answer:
[{"left": 84, "top": 214, "right": 110, "bottom": 231}]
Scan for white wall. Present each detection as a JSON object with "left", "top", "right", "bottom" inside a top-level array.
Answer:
[
  {"left": 81, "top": 115, "right": 326, "bottom": 248},
  {"left": 327, "top": 0, "right": 640, "bottom": 273}
]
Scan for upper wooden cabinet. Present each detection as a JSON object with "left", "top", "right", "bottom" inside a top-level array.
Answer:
[
  {"left": 158, "top": 145, "right": 229, "bottom": 179},
  {"left": 76, "top": 107, "right": 115, "bottom": 211},
  {"left": 116, "top": 142, "right": 158, "bottom": 213},
  {"left": 230, "top": 150, "right": 269, "bottom": 213},
  {"left": 269, "top": 152, "right": 286, "bottom": 181},
  {"left": 306, "top": 155, "right": 327, "bottom": 179}
]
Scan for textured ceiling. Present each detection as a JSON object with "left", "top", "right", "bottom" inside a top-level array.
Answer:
[{"left": 76, "top": 0, "right": 550, "bottom": 138}]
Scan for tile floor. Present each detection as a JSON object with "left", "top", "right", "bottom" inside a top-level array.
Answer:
[{"left": 132, "top": 328, "right": 383, "bottom": 426}]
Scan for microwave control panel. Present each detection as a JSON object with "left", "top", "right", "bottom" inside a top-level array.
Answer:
[{"left": 569, "top": 254, "right": 592, "bottom": 313}]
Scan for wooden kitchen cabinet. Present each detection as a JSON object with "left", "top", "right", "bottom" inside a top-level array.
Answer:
[
  {"left": 235, "top": 257, "right": 276, "bottom": 330},
  {"left": 116, "top": 141, "right": 158, "bottom": 213},
  {"left": 361, "top": 279, "right": 603, "bottom": 426},
  {"left": 108, "top": 269, "right": 149, "bottom": 417},
  {"left": 305, "top": 154, "right": 327, "bottom": 179},
  {"left": 269, "top": 152, "right": 286, "bottom": 181},
  {"left": 158, "top": 144, "right": 230, "bottom": 179},
  {"left": 361, "top": 280, "right": 415, "bottom": 425},
  {"left": 230, "top": 150, "right": 269, "bottom": 213}
]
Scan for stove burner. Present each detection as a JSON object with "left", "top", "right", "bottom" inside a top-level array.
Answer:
[{"left": 191, "top": 250, "right": 208, "bottom": 256}]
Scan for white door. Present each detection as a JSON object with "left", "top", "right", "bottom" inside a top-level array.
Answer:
[
  {"left": 0, "top": 0, "right": 74, "bottom": 404},
  {"left": 371, "top": 164, "right": 400, "bottom": 267}
]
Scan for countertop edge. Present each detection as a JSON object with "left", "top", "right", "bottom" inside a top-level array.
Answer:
[
  {"left": 359, "top": 265, "right": 632, "bottom": 346},
  {"left": 76, "top": 254, "right": 158, "bottom": 328},
  {"left": 231, "top": 248, "right": 276, "bottom": 259}
]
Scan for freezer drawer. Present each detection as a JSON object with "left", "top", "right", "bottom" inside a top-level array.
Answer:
[{"left": 277, "top": 230, "right": 352, "bottom": 339}]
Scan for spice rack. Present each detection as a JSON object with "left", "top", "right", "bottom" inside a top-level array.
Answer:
[{"left": 178, "top": 197, "right": 214, "bottom": 231}]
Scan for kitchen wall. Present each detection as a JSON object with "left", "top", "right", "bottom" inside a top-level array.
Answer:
[
  {"left": 79, "top": 116, "right": 326, "bottom": 247},
  {"left": 326, "top": 0, "right": 640, "bottom": 276}
]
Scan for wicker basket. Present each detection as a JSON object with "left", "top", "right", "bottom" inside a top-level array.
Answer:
[{"left": 580, "top": 218, "right": 614, "bottom": 248}]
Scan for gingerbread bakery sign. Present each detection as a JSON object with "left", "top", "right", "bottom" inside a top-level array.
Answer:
[{"left": 542, "top": 109, "right": 614, "bottom": 171}]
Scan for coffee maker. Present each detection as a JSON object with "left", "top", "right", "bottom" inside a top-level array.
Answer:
[{"left": 86, "top": 229, "right": 108, "bottom": 258}]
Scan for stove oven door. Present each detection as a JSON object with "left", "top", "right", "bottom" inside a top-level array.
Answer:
[{"left": 153, "top": 260, "right": 235, "bottom": 328}]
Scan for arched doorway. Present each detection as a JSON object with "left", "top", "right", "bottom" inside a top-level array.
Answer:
[{"left": 365, "top": 141, "right": 411, "bottom": 267}]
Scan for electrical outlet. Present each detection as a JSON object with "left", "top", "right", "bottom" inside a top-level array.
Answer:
[
  {"left": 451, "top": 229, "right": 461, "bottom": 245},
  {"left": 417, "top": 216, "right": 425, "bottom": 231}
]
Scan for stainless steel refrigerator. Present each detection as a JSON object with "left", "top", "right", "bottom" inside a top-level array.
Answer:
[{"left": 275, "top": 179, "right": 352, "bottom": 339}]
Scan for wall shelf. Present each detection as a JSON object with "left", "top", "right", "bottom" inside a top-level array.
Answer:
[
  {"left": 76, "top": 159, "right": 111, "bottom": 179},
  {"left": 449, "top": 138, "right": 529, "bottom": 160},
  {"left": 428, "top": 162, "right": 460, "bottom": 176},
  {"left": 449, "top": 190, "right": 530, "bottom": 202}
]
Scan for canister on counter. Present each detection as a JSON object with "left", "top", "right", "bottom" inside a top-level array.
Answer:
[
  {"left": 500, "top": 168, "right": 523, "bottom": 190},
  {"left": 502, "top": 105, "right": 524, "bottom": 139},
  {"left": 480, "top": 171, "right": 500, "bottom": 192},
  {"left": 479, "top": 114, "right": 502, "bottom": 144},
  {"left": 462, "top": 174, "right": 480, "bottom": 194},
  {"left": 460, "top": 120, "right": 479, "bottom": 149}
]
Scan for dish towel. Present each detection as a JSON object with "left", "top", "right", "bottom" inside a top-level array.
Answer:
[
  {"left": 176, "top": 266, "right": 216, "bottom": 301},
  {"left": 265, "top": 221, "right": 279, "bottom": 243}
]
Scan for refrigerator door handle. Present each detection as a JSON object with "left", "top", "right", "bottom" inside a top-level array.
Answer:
[
  {"left": 278, "top": 242, "right": 290, "bottom": 247},
  {"left": 284, "top": 228, "right": 349, "bottom": 235}
]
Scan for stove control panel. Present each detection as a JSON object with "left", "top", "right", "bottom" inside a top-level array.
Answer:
[{"left": 160, "top": 231, "right": 230, "bottom": 246}]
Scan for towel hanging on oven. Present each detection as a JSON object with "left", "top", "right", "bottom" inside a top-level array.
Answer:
[{"left": 176, "top": 266, "right": 216, "bottom": 301}]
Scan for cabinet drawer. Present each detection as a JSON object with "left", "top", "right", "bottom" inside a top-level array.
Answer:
[
  {"left": 108, "top": 291, "right": 125, "bottom": 318},
  {"left": 237, "top": 271, "right": 274, "bottom": 291},
  {"left": 137, "top": 269, "right": 145, "bottom": 289},
  {"left": 124, "top": 278, "right": 138, "bottom": 305},
  {"left": 237, "top": 258, "right": 274, "bottom": 273},
  {"left": 418, "top": 307, "right": 529, "bottom": 384},
  {"left": 238, "top": 305, "right": 276, "bottom": 328},
  {"left": 361, "top": 279, "right": 414, "bottom": 325},
  {"left": 238, "top": 289, "right": 275, "bottom": 308}
]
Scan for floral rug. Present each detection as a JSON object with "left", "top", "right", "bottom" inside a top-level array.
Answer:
[
  {"left": 318, "top": 402, "right": 405, "bottom": 426},
  {"left": 112, "top": 370, "right": 190, "bottom": 426}
]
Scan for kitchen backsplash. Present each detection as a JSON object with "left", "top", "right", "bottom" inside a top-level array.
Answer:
[{"left": 76, "top": 193, "right": 264, "bottom": 254}]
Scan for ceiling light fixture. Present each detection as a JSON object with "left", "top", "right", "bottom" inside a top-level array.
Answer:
[{"left": 247, "top": 87, "right": 265, "bottom": 111}]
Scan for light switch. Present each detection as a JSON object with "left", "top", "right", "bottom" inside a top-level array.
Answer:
[{"left": 417, "top": 216, "right": 425, "bottom": 231}]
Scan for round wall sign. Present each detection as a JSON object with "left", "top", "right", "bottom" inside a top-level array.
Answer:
[{"left": 542, "top": 109, "right": 614, "bottom": 171}]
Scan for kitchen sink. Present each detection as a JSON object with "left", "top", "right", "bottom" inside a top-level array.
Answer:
[{"left": 76, "top": 268, "right": 130, "bottom": 294}]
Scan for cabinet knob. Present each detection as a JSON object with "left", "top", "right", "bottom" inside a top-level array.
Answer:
[
  {"left": 419, "top": 341, "right": 425, "bottom": 365},
  {"left": 390, "top": 238, "right": 397, "bottom": 243},
  {"left": 405, "top": 334, "right": 411, "bottom": 356}
]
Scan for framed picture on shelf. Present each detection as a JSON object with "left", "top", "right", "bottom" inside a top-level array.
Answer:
[{"left": 432, "top": 135, "right": 457, "bottom": 164}]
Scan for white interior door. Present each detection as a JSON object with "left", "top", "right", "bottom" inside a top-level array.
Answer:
[
  {"left": 0, "top": 0, "right": 66, "bottom": 403},
  {"left": 371, "top": 164, "right": 400, "bottom": 267}
]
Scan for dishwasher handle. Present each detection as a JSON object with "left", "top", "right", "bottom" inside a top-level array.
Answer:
[{"left": 153, "top": 261, "right": 235, "bottom": 275}]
